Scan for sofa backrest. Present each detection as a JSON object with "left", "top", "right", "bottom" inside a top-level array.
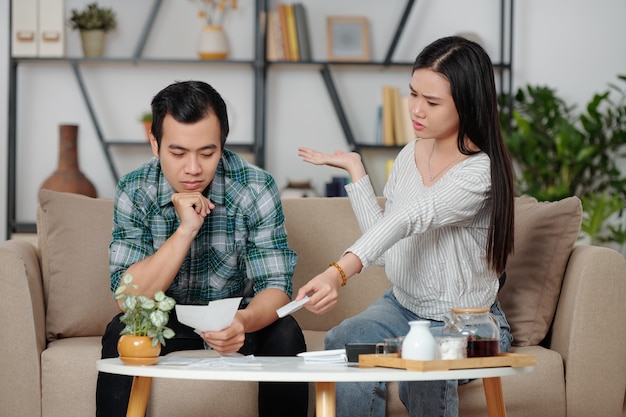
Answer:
[
  {"left": 282, "top": 197, "right": 390, "bottom": 332},
  {"left": 36, "top": 190, "right": 583, "bottom": 349}
]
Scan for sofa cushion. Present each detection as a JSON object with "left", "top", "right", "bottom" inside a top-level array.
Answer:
[
  {"left": 38, "top": 189, "right": 118, "bottom": 341},
  {"left": 499, "top": 195, "right": 582, "bottom": 347}
]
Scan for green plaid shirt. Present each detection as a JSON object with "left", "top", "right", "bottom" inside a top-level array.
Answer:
[{"left": 109, "top": 149, "right": 297, "bottom": 306}]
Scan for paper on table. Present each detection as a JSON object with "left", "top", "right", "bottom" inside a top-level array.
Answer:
[
  {"left": 175, "top": 297, "right": 242, "bottom": 332},
  {"left": 297, "top": 349, "right": 347, "bottom": 364}
]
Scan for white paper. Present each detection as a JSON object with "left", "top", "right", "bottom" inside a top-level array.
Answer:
[
  {"left": 191, "top": 355, "right": 262, "bottom": 368},
  {"left": 157, "top": 354, "right": 262, "bottom": 367},
  {"left": 175, "top": 297, "right": 242, "bottom": 332},
  {"left": 297, "top": 349, "right": 347, "bottom": 364},
  {"left": 276, "top": 296, "right": 310, "bottom": 318}
]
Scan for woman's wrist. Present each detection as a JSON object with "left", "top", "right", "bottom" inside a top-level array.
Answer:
[{"left": 329, "top": 263, "right": 347, "bottom": 287}]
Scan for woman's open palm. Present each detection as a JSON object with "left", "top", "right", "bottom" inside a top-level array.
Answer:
[{"left": 298, "top": 147, "right": 365, "bottom": 180}]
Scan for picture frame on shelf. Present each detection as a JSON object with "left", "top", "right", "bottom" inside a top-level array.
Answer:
[{"left": 326, "top": 16, "right": 370, "bottom": 62}]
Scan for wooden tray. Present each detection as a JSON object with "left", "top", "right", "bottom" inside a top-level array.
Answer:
[{"left": 358, "top": 353, "right": 536, "bottom": 372}]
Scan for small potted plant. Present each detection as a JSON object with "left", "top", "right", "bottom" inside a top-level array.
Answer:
[
  {"left": 139, "top": 111, "right": 153, "bottom": 142},
  {"left": 68, "top": 2, "right": 118, "bottom": 58},
  {"left": 115, "top": 273, "right": 176, "bottom": 365}
]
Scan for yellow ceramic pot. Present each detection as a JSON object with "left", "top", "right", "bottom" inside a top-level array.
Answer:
[{"left": 117, "top": 335, "right": 161, "bottom": 366}]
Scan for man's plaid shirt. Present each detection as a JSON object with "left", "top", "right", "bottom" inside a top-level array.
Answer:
[{"left": 109, "top": 149, "right": 297, "bottom": 306}]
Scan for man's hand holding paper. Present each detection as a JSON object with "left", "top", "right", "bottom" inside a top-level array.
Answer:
[{"left": 175, "top": 297, "right": 245, "bottom": 355}]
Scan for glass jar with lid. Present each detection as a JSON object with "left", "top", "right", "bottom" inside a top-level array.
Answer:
[{"left": 449, "top": 308, "right": 500, "bottom": 357}]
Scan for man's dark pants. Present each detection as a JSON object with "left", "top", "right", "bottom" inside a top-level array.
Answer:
[{"left": 96, "top": 310, "right": 309, "bottom": 417}]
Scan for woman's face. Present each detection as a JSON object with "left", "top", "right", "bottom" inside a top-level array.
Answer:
[{"left": 407, "top": 68, "right": 459, "bottom": 142}]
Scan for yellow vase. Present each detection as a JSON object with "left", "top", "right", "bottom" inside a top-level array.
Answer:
[
  {"left": 117, "top": 335, "right": 161, "bottom": 366},
  {"left": 197, "top": 25, "right": 229, "bottom": 60}
]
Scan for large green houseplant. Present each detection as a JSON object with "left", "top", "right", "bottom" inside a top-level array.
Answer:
[
  {"left": 500, "top": 75, "right": 626, "bottom": 249},
  {"left": 68, "top": 2, "right": 117, "bottom": 58}
]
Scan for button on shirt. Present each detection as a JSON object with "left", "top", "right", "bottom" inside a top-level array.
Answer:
[{"left": 109, "top": 149, "right": 297, "bottom": 306}]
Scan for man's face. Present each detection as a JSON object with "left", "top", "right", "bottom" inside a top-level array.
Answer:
[{"left": 150, "top": 113, "right": 222, "bottom": 194}]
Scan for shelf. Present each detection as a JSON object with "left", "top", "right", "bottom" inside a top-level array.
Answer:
[
  {"left": 314, "top": 0, "right": 514, "bottom": 185},
  {"left": 268, "top": 60, "right": 511, "bottom": 70},
  {"left": 6, "top": 0, "right": 514, "bottom": 238},
  {"left": 13, "top": 56, "right": 258, "bottom": 66},
  {"left": 104, "top": 141, "right": 254, "bottom": 149},
  {"left": 6, "top": 0, "right": 268, "bottom": 239}
]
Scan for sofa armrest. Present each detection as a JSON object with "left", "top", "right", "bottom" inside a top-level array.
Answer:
[
  {"left": 0, "top": 239, "right": 46, "bottom": 416},
  {"left": 550, "top": 244, "right": 626, "bottom": 417}
]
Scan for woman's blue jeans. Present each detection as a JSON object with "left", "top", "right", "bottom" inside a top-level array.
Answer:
[{"left": 324, "top": 289, "right": 512, "bottom": 417}]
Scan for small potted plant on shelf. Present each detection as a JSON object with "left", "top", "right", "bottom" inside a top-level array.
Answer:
[
  {"left": 139, "top": 111, "right": 153, "bottom": 142},
  {"left": 68, "top": 2, "right": 118, "bottom": 58},
  {"left": 115, "top": 273, "right": 176, "bottom": 365}
]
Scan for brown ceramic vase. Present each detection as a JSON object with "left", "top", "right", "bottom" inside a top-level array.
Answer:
[{"left": 40, "top": 124, "right": 97, "bottom": 198}]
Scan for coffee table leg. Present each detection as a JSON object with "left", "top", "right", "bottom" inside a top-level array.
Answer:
[
  {"left": 126, "top": 376, "right": 153, "bottom": 417},
  {"left": 482, "top": 377, "right": 507, "bottom": 417},
  {"left": 315, "top": 381, "right": 336, "bottom": 417}
]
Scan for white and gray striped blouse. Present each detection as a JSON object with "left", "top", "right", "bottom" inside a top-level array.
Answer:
[{"left": 344, "top": 141, "right": 499, "bottom": 321}]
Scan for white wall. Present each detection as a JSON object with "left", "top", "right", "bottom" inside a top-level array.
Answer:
[{"left": 2, "top": 0, "right": 626, "bottom": 239}]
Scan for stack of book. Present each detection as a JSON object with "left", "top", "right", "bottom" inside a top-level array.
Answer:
[
  {"left": 266, "top": 3, "right": 311, "bottom": 62},
  {"left": 377, "top": 85, "right": 416, "bottom": 146}
]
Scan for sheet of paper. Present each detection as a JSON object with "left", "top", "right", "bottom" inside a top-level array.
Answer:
[
  {"left": 175, "top": 297, "right": 242, "bottom": 332},
  {"left": 276, "top": 296, "right": 310, "bottom": 318},
  {"left": 297, "top": 349, "right": 347, "bottom": 364}
]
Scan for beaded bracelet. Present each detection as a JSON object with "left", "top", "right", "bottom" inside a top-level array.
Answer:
[{"left": 329, "top": 262, "right": 347, "bottom": 287}]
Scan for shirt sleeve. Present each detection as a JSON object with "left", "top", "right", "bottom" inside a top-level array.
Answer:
[
  {"left": 345, "top": 175, "right": 384, "bottom": 232},
  {"left": 109, "top": 186, "right": 155, "bottom": 293},
  {"left": 244, "top": 178, "right": 297, "bottom": 298},
  {"left": 346, "top": 161, "right": 490, "bottom": 269}
]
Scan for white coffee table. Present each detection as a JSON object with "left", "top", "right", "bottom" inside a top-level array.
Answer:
[{"left": 97, "top": 356, "right": 533, "bottom": 417}]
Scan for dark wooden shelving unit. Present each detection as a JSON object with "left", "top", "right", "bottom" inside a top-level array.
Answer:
[
  {"left": 6, "top": 0, "right": 268, "bottom": 237},
  {"left": 6, "top": 0, "right": 513, "bottom": 238}
]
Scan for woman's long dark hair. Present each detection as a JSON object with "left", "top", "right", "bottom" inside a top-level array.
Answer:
[{"left": 413, "top": 36, "right": 515, "bottom": 274}]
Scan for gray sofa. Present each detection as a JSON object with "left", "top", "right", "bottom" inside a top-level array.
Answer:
[{"left": 1, "top": 189, "right": 625, "bottom": 417}]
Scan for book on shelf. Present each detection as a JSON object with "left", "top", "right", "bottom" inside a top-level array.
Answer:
[
  {"left": 284, "top": 4, "right": 300, "bottom": 61},
  {"left": 374, "top": 105, "right": 383, "bottom": 144},
  {"left": 398, "top": 94, "right": 416, "bottom": 145},
  {"left": 293, "top": 3, "right": 311, "bottom": 61},
  {"left": 380, "top": 85, "right": 416, "bottom": 146},
  {"left": 266, "top": 10, "right": 284, "bottom": 61},
  {"left": 382, "top": 85, "right": 396, "bottom": 146},
  {"left": 272, "top": 3, "right": 311, "bottom": 62},
  {"left": 277, "top": 4, "right": 292, "bottom": 60}
]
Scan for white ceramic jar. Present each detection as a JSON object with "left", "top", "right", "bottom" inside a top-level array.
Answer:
[{"left": 401, "top": 320, "right": 436, "bottom": 360}]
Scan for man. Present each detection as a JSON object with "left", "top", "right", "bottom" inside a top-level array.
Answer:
[{"left": 96, "top": 80, "right": 308, "bottom": 417}]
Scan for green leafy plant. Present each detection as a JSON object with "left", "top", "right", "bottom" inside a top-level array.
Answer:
[
  {"left": 581, "top": 193, "right": 626, "bottom": 250},
  {"left": 500, "top": 75, "right": 626, "bottom": 246},
  {"left": 115, "top": 274, "right": 176, "bottom": 347},
  {"left": 139, "top": 111, "right": 153, "bottom": 123},
  {"left": 69, "top": 2, "right": 117, "bottom": 32}
]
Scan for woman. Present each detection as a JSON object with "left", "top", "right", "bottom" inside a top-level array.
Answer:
[{"left": 296, "top": 36, "right": 515, "bottom": 417}]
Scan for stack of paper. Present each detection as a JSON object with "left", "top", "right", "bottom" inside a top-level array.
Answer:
[{"left": 297, "top": 349, "right": 348, "bottom": 364}]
